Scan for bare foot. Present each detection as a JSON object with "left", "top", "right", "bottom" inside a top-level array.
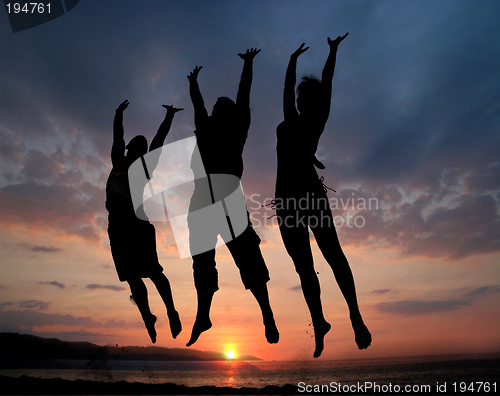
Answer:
[
  {"left": 313, "top": 320, "right": 331, "bottom": 358},
  {"left": 186, "top": 317, "right": 212, "bottom": 347},
  {"left": 264, "top": 319, "right": 279, "bottom": 344},
  {"left": 168, "top": 310, "right": 182, "bottom": 339},
  {"left": 145, "top": 314, "right": 157, "bottom": 344},
  {"left": 352, "top": 320, "right": 371, "bottom": 350}
]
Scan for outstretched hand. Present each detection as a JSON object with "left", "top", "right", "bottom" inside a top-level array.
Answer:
[
  {"left": 238, "top": 48, "right": 261, "bottom": 61},
  {"left": 187, "top": 66, "right": 202, "bottom": 82},
  {"left": 291, "top": 43, "right": 309, "bottom": 59},
  {"left": 116, "top": 100, "right": 129, "bottom": 113},
  {"left": 328, "top": 33, "right": 349, "bottom": 49},
  {"left": 162, "top": 104, "right": 184, "bottom": 114}
]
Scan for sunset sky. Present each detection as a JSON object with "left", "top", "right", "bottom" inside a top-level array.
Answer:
[{"left": 0, "top": 0, "right": 499, "bottom": 362}]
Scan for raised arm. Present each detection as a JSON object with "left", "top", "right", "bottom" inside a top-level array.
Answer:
[
  {"left": 111, "top": 100, "right": 129, "bottom": 163},
  {"left": 149, "top": 105, "right": 184, "bottom": 152},
  {"left": 320, "top": 33, "right": 348, "bottom": 118},
  {"left": 236, "top": 48, "right": 261, "bottom": 109},
  {"left": 187, "top": 66, "right": 208, "bottom": 129},
  {"left": 284, "top": 43, "right": 308, "bottom": 121}
]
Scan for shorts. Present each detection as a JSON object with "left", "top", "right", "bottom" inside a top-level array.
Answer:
[
  {"left": 189, "top": 212, "right": 270, "bottom": 293},
  {"left": 108, "top": 216, "right": 163, "bottom": 282}
]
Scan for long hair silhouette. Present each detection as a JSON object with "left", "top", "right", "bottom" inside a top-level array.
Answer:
[{"left": 275, "top": 35, "right": 371, "bottom": 358}]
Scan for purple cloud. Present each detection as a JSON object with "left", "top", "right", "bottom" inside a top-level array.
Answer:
[
  {"left": 39, "top": 281, "right": 66, "bottom": 289},
  {"left": 370, "top": 289, "right": 392, "bottom": 295},
  {"left": 0, "top": 302, "right": 14, "bottom": 310},
  {"left": 0, "top": 130, "right": 25, "bottom": 163},
  {"left": 31, "top": 330, "right": 116, "bottom": 342},
  {"left": 336, "top": 189, "right": 500, "bottom": 260},
  {"left": 0, "top": 310, "right": 143, "bottom": 332},
  {"left": 463, "top": 285, "right": 500, "bottom": 299},
  {"left": 86, "top": 284, "right": 126, "bottom": 292},
  {"left": 375, "top": 300, "right": 471, "bottom": 316},
  {"left": 18, "top": 300, "right": 49, "bottom": 310},
  {"left": 0, "top": 181, "right": 104, "bottom": 243},
  {"left": 20, "top": 244, "right": 61, "bottom": 253},
  {"left": 0, "top": 1, "right": 499, "bottom": 263}
]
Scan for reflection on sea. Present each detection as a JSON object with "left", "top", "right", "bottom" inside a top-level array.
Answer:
[{"left": 0, "top": 354, "right": 499, "bottom": 389}]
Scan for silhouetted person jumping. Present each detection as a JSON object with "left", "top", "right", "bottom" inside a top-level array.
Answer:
[
  {"left": 106, "top": 100, "right": 183, "bottom": 343},
  {"left": 275, "top": 35, "right": 371, "bottom": 358},
  {"left": 186, "top": 49, "right": 279, "bottom": 347}
]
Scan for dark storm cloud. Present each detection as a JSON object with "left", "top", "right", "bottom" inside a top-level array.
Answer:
[
  {"left": 1, "top": 0, "right": 499, "bottom": 260},
  {"left": 21, "top": 149, "right": 64, "bottom": 182},
  {"left": 86, "top": 284, "right": 126, "bottom": 292},
  {"left": 323, "top": 1, "right": 500, "bottom": 185},
  {"left": 0, "top": 129, "right": 24, "bottom": 163},
  {"left": 336, "top": 188, "right": 500, "bottom": 260},
  {"left": 375, "top": 299, "right": 470, "bottom": 315},
  {"left": 0, "top": 139, "right": 107, "bottom": 240},
  {"left": 464, "top": 165, "right": 500, "bottom": 194},
  {"left": 0, "top": 180, "right": 104, "bottom": 243},
  {"left": 19, "top": 146, "right": 97, "bottom": 186}
]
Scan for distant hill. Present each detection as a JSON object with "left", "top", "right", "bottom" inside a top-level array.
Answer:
[{"left": 0, "top": 333, "right": 260, "bottom": 361}]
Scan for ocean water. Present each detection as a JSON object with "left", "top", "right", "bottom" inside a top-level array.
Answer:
[{"left": 1, "top": 354, "right": 499, "bottom": 391}]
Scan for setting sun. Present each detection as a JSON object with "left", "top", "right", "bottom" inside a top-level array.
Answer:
[{"left": 226, "top": 350, "right": 235, "bottom": 360}]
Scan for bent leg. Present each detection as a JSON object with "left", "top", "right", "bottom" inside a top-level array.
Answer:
[
  {"left": 310, "top": 208, "right": 371, "bottom": 350},
  {"left": 186, "top": 288, "right": 214, "bottom": 347},
  {"left": 127, "top": 278, "right": 157, "bottom": 343},
  {"left": 278, "top": 210, "right": 330, "bottom": 357},
  {"left": 150, "top": 272, "right": 182, "bottom": 339},
  {"left": 227, "top": 227, "right": 279, "bottom": 344},
  {"left": 249, "top": 285, "right": 279, "bottom": 344}
]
